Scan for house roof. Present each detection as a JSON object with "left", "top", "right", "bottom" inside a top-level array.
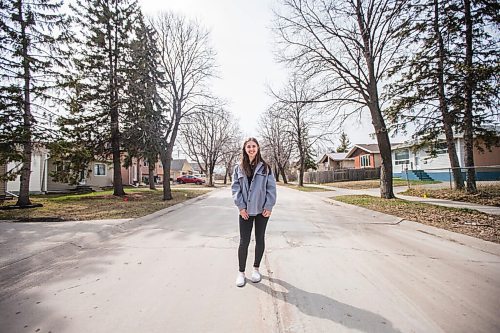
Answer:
[
  {"left": 345, "top": 143, "right": 401, "bottom": 157},
  {"left": 317, "top": 152, "right": 353, "bottom": 163},
  {"left": 345, "top": 144, "right": 379, "bottom": 157},
  {"left": 170, "top": 159, "right": 190, "bottom": 171},
  {"left": 190, "top": 162, "right": 201, "bottom": 172}
]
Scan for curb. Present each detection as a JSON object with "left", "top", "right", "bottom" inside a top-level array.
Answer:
[
  {"left": 322, "top": 197, "right": 500, "bottom": 255},
  {"left": 321, "top": 197, "right": 403, "bottom": 225}
]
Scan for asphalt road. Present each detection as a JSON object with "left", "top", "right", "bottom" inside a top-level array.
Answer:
[{"left": 1, "top": 186, "right": 499, "bottom": 333}]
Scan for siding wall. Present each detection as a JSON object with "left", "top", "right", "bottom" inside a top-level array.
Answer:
[
  {"left": 46, "top": 159, "right": 75, "bottom": 192},
  {"left": 7, "top": 148, "right": 49, "bottom": 194},
  {"left": 85, "top": 162, "right": 113, "bottom": 188}
]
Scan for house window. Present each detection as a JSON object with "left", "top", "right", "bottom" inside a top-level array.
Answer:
[
  {"left": 435, "top": 142, "right": 448, "bottom": 155},
  {"left": 94, "top": 163, "right": 106, "bottom": 176},
  {"left": 394, "top": 149, "right": 410, "bottom": 165},
  {"left": 360, "top": 154, "right": 371, "bottom": 167},
  {"left": 426, "top": 141, "right": 448, "bottom": 155}
]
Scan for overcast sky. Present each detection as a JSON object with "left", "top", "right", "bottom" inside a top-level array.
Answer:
[{"left": 139, "top": 0, "right": 407, "bottom": 149}]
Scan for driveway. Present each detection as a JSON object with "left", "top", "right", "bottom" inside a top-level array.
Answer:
[{"left": 0, "top": 186, "right": 499, "bottom": 332}]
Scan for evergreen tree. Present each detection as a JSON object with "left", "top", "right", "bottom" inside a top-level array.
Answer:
[
  {"left": 387, "top": 0, "right": 465, "bottom": 189},
  {"left": 387, "top": 0, "right": 499, "bottom": 191},
  {"left": 448, "top": 0, "right": 499, "bottom": 193},
  {"left": 64, "top": 0, "right": 141, "bottom": 196},
  {"left": 336, "top": 132, "right": 351, "bottom": 153},
  {"left": 0, "top": 0, "right": 71, "bottom": 206},
  {"left": 122, "top": 12, "right": 165, "bottom": 190}
]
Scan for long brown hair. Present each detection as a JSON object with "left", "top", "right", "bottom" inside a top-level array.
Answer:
[{"left": 240, "top": 137, "right": 269, "bottom": 176}]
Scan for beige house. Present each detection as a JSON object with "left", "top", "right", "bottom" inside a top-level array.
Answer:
[
  {"left": 170, "top": 159, "right": 194, "bottom": 180},
  {"left": 45, "top": 158, "right": 114, "bottom": 191},
  {"left": 317, "top": 152, "right": 354, "bottom": 171},
  {"left": 85, "top": 161, "right": 114, "bottom": 188}
]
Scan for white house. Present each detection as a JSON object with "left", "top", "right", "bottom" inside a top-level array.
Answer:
[
  {"left": 7, "top": 145, "right": 50, "bottom": 194},
  {"left": 392, "top": 133, "right": 500, "bottom": 181}
]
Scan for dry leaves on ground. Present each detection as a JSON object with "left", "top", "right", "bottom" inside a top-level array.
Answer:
[
  {"left": 334, "top": 195, "right": 500, "bottom": 244},
  {"left": 403, "top": 185, "right": 500, "bottom": 207}
]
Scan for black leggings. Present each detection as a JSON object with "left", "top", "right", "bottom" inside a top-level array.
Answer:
[{"left": 238, "top": 214, "right": 269, "bottom": 272}]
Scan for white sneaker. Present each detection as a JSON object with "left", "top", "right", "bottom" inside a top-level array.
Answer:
[
  {"left": 251, "top": 269, "right": 261, "bottom": 283},
  {"left": 236, "top": 272, "right": 246, "bottom": 287}
]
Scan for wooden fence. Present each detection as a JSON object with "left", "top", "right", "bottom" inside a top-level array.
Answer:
[{"left": 303, "top": 167, "right": 381, "bottom": 184}]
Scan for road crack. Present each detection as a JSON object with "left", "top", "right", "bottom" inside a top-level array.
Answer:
[{"left": 264, "top": 254, "right": 283, "bottom": 333}]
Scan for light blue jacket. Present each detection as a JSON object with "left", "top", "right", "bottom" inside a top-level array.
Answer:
[{"left": 231, "top": 162, "right": 277, "bottom": 216}]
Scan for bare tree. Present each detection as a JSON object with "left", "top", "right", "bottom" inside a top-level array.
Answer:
[
  {"left": 259, "top": 105, "right": 294, "bottom": 184},
  {"left": 181, "top": 104, "right": 238, "bottom": 186},
  {"left": 271, "top": 74, "right": 335, "bottom": 186},
  {"left": 151, "top": 12, "right": 216, "bottom": 199},
  {"left": 274, "top": 0, "right": 411, "bottom": 198},
  {"left": 220, "top": 133, "right": 242, "bottom": 185}
]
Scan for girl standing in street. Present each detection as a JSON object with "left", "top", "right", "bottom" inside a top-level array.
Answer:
[{"left": 231, "top": 137, "right": 277, "bottom": 287}]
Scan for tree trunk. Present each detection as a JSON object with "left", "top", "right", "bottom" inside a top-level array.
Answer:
[
  {"left": 161, "top": 109, "right": 181, "bottom": 200},
  {"left": 226, "top": 162, "right": 233, "bottom": 183},
  {"left": 434, "top": 0, "right": 464, "bottom": 190},
  {"left": 463, "top": 0, "right": 477, "bottom": 193},
  {"left": 274, "top": 165, "right": 280, "bottom": 182},
  {"left": 160, "top": 150, "right": 173, "bottom": 200},
  {"left": 279, "top": 164, "right": 288, "bottom": 184},
  {"left": 16, "top": 2, "right": 32, "bottom": 207},
  {"left": 368, "top": 98, "right": 394, "bottom": 198},
  {"left": 356, "top": 0, "right": 394, "bottom": 198},
  {"left": 110, "top": 107, "right": 125, "bottom": 196},
  {"left": 298, "top": 156, "right": 305, "bottom": 187},
  {"left": 108, "top": 8, "right": 125, "bottom": 197},
  {"left": 208, "top": 164, "right": 215, "bottom": 187},
  {"left": 136, "top": 157, "right": 141, "bottom": 185},
  {"left": 148, "top": 157, "right": 156, "bottom": 190}
]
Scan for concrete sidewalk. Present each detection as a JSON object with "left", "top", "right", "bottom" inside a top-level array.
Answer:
[{"left": 298, "top": 183, "right": 500, "bottom": 216}]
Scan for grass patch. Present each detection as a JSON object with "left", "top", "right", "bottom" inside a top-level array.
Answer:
[
  {"left": 0, "top": 188, "right": 208, "bottom": 222},
  {"left": 278, "top": 183, "right": 333, "bottom": 192},
  {"left": 323, "top": 178, "right": 441, "bottom": 189},
  {"left": 401, "top": 185, "right": 500, "bottom": 207},
  {"left": 333, "top": 195, "right": 499, "bottom": 244}
]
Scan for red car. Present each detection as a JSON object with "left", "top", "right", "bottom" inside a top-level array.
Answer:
[{"left": 176, "top": 175, "right": 205, "bottom": 185}]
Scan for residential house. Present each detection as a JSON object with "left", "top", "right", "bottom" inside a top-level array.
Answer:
[
  {"left": 46, "top": 157, "right": 115, "bottom": 191},
  {"left": 317, "top": 152, "right": 354, "bottom": 171},
  {"left": 136, "top": 159, "right": 164, "bottom": 185},
  {"left": 190, "top": 162, "right": 201, "bottom": 174},
  {"left": 7, "top": 145, "right": 50, "bottom": 194},
  {"left": 7, "top": 149, "right": 125, "bottom": 193},
  {"left": 392, "top": 134, "right": 500, "bottom": 181},
  {"left": 345, "top": 144, "right": 400, "bottom": 169},
  {"left": 170, "top": 159, "right": 194, "bottom": 180}
]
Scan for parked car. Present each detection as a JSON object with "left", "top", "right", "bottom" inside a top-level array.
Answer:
[{"left": 176, "top": 175, "right": 205, "bottom": 185}]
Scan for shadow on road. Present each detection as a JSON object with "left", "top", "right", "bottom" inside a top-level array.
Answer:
[{"left": 250, "top": 276, "right": 402, "bottom": 333}]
